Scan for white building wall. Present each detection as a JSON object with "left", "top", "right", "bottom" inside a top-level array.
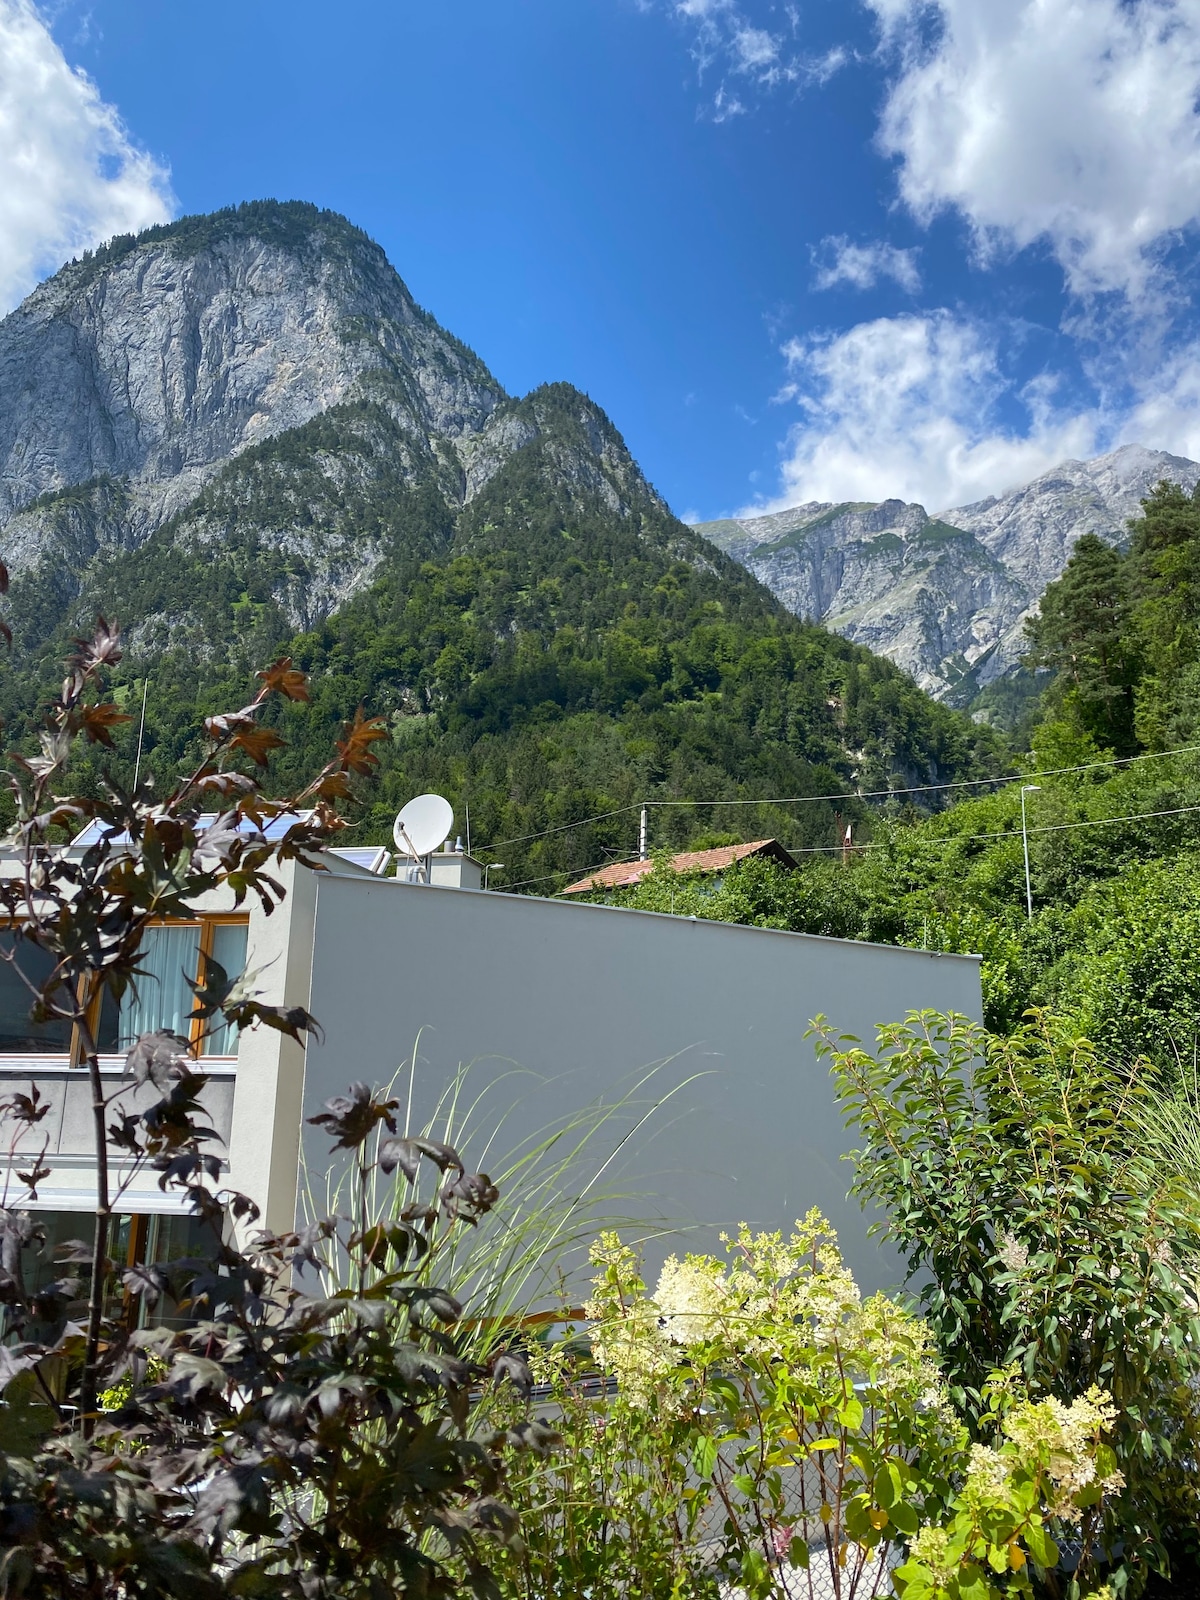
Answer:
[{"left": 299, "top": 877, "right": 983, "bottom": 1296}]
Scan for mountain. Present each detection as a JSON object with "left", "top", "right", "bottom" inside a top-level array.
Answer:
[
  {"left": 0, "top": 202, "right": 503, "bottom": 620},
  {"left": 0, "top": 201, "right": 1003, "bottom": 884},
  {"left": 698, "top": 445, "right": 1200, "bottom": 706}
]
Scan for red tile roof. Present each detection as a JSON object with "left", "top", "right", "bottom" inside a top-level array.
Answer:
[{"left": 560, "top": 838, "right": 798, "bottom": 895}]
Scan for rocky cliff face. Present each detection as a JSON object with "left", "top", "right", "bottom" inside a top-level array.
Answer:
[
  {"left": 0, "top": 204, "right": 503, "bottom": 544},
  {"left": 0, "top": 201, "right": 672, "bottom": 638},
  {"left": 700, "top": 444, "right": 1200, "bottom": 702}
]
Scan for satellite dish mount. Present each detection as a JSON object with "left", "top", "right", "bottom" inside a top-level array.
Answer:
[{"left": 393, "top": 794, "right": 454, "bottom": 884}]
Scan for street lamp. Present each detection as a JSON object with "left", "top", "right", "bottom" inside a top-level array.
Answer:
[
  {"left": 1020, "top": 786, "right": 1041, "bottom": 920},
  {"left": 483, "top": 863, "right": 505, "bottom": 890}
]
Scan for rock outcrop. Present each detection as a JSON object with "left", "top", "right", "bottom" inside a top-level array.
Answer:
[
  {"left": 699, "top": 444, "right": 1200, "bottom": 701},
  {"left": 0, "top": 202, "right": 668, "bottom": 637}
]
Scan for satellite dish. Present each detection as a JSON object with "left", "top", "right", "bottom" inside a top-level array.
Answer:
[{"left": 393, "top": 794, "right": 454, "bottom": 859}]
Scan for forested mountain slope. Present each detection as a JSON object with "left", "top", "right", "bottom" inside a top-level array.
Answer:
[
  {"left": 700, "top": 445, "right": 1200, "bottom": 708},
  {"left": 0, "top": 202, "right": 1004, "bottom": 886},
  {"left": 604, "top": 481, "right": 1200, "bottom": 1071}
]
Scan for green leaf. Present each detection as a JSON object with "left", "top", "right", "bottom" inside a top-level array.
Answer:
[
  {"left": 1024, "top": 1523, "right": 1058, "bottom": 1569},
  {"left": 874, "top": 1460, "right": 904, "bottom": 1508},
  {"left": 839, "top": 1395, "right": 865, "bottom": 1429},
  {"left": 740, "top": 1549, "right": 771, "bottom": 1598},
  {"left": 692, "top": 1435, "right": 718, "bottom": 1481},
  {"left": 957, "top": 1561, "right": 993, "bottom": 1600},
  {"left": 844, "top": 1495, "right": 873, "bottom": 1541},
  {"left": 889, "top": 1500, "right": 919, "bottom": 1535}
]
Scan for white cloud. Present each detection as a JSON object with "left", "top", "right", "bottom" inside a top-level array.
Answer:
[
  {"left": 870, "top": 0, "right": 1200, "bottom": 299},
  {"left": 754, "top": 311, "right": 1100, "bottom": 512},
  {"left": 812, "top": 235, "right": 920, "bottom": 293},
  {"left": 732, "top": 25, "right": 778, "bottom": 70},
  {"left": 1119, "top": 340, "right": 1200, "bottom": 462},
  {"left": 0, "top": 0, "right": 174, "bottom": 313},
  {"left": 655, "top": 0, "right": 846, "bottom": 114}
]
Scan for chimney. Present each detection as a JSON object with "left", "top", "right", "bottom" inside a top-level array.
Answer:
[{"left": 428, "top": 851, "right": 483, "bottom": 891}]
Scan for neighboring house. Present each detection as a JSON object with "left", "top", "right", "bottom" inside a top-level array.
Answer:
[
  {"left": 0, "top": 826, "right": 982, "bottom": 1303},
  {"left": 561, "top": 839, "right": 799, "bottom": 897}
]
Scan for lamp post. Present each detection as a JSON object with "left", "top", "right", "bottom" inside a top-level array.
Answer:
[
  {"left": 483, "top": 863, "right": 505, "bottom": 890},
  {"left": 1020, "top": 786, "right": 1041, "bottom": 920}
]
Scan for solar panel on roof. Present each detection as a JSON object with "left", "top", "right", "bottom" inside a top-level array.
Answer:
[
  {"left": 71, "top": 810, "right": 315, "bottom": 849},
  {"left": 328, "top": 846, "right": 390, "bottom": 874}
]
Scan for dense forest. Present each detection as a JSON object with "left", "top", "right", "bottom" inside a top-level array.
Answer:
[
  {"left": 0, "top": 384, "right": 1003, "bottom": 887},
  {"left": 590, "top": 480, "right": 1200, "bottom": 1069}
]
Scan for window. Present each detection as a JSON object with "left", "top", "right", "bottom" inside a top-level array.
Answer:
[
  {"left": 96, "top": 919, "right": 249, "bottom": 1057},
  {"left": 205, "top": 922, "right": 249, "bottom": 1057},
  {"left": 0, "top": 935, "right": 73, "bottom": 1054},
  {"left": 0, "top": 919, "right": 248, "bottom": 1059},
  {"left": 112, "top": 924, "right": 202, "bottom": 1049},
  {"left": 22, "top": 1210, "right": 213, "bottom": 1336}
]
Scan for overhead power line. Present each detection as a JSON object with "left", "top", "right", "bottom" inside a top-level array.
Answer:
[
  {"left": 642, "top": 743, "right": 1200, "bottom": 809},
  {"left": 505, "top": 801, "right": 1200, "bottom": 891},
  {"left": 870, "top": 800, "right": 1200, "bottom": 853},
  {"left": 481, "top": 742, "right": 1200, "bottom": 857}
]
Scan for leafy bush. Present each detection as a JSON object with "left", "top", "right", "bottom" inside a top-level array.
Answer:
[
  {"left": 0, "top": 620, "right": 534, "bottom": 1596},
  {"left": 489, "top": 1216, "right": 1123, "bottom": 1600},
  {"left": 819, "top": 1009, "right": 1200, "bottom": 1594},
  {"left": 0, "top": 1083, "right": 534, "bottom": 1600}
]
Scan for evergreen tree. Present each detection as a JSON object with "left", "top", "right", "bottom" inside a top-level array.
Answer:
[
  {"left": 1023, "top": 532, "right": 1138, "bottom": 755},
  {"left": 1127, "top": 480, "right": 1200, "bottom": 748}
]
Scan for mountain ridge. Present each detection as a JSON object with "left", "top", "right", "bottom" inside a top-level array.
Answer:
[
  {"left": 699, "top": 444, "right": 1200, "bottom": 705},
  {"left": 0, "top": 200, "right": 1002, "bottom": 885},
  {"left": 0, "top": 201, "right": 503, "bottom": 561}
]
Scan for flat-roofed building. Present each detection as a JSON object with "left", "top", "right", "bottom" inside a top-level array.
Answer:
[{"left": 0, "top": 834, "right": 982, "bottom": 1299}]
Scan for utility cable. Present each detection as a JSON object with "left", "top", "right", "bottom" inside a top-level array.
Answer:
[
  {"left": 508, "top": 796, "right": 1200, "bottom": 889},
  {"left": 481, "top": 742, "right": 1200, "bottom": 857},
  {"left": 777, "top": 800, "right": 1200, "bottom": 856},
  {"left": 641, "top": 742, "right": 1200, "bottom": 809}
]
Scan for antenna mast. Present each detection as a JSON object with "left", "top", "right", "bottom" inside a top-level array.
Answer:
[{"left": 132, "top": 678, "right": 149, "bottom": 790}]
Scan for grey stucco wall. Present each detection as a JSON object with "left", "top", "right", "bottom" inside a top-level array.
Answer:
[
  {"left": 1, "top": 1064, "right": 236, "bottom": 1214},
  {"left": 299, "top": 878, "right": 983, "bottom": 1298}
]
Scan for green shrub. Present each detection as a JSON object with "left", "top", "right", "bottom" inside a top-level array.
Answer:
[
  {"left": 820, "top": 1009, "right": 1200, "bottom": 1594},
  {"left": 490, "top": 1216, "right": 1123, "bottom": 1600}
]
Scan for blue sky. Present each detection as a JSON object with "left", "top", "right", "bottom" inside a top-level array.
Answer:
[{"left": 4, "top": 0, "right": 1200, "bottom": 519}]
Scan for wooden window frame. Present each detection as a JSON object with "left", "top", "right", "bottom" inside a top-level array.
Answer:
[
  {"left": 0, "top": 915, "right": 250, "bottom": 1066},
  {"left": 194, "top": 914, "right": 251, "bottom": 1058},
  {"left": 74, "top": 921, "right": 249, "bottom": 1068}
]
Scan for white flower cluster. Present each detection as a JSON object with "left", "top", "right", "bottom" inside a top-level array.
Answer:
[
  {"left": 654, "top": 1255, "right": 730, "bottom": 1346},
  {"left": 975, "top": 1387, "right": 1125, "bottom": 1523},
  {"left": 588, "top": 1300, "right": 678, "bottom": 1409},
  {"left": 908, "top": 1525, "right": 954, "bottom": 1587},
  {"left": 584, "top": 1212, "right": 946, "bottom": 1416},
  {"left": 722, "top": 1213, "right": 863, "bottom": 1354},
  {"left": 997, "top": 1232, "right": 1029, "bottom": 1274}
]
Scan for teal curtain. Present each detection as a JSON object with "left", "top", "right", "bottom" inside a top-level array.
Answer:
[
  {"left": 118, "top": 925, "right": 201, "bottom": 1048},
  {"left": 203, "top": 923, "right": 248, "bottom": 1057}
]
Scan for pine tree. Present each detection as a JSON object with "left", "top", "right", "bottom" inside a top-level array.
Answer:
[
  {"left": 1127, "top": 480, "right": 1200, "bottom": 748},
  {"left": 1023, "top": 532, "right": 1138, "bottom": 755}
]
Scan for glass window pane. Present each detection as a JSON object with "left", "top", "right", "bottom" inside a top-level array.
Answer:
[
  {"left": 117, "top": 925, "right": 201, "bottom": 1049},
  {"left": 203, "top": 923, "right": 248, "bottom": 1057},
  {"left": 17, "top": 1212, "right": 212, "bottom": 1337},
  {"left": 95, "top": 986, "right": 120, "bottom": 1053},
  {"left": 146, "top": 1212, "right": 213, "bottom": 1329},
  {"left": 0, "top": 934, "right": 73, "bottom": 1054}
]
